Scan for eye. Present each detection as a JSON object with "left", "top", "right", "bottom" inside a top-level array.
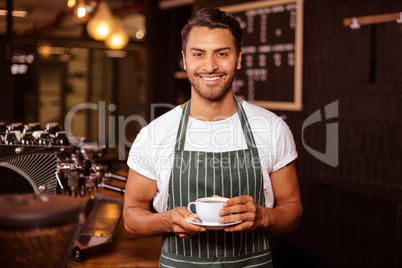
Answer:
[
  {"left": 192, "top": 53, "right": 203, "bottom": 58},
  {"left": 217, "top": 52, "right": 228, "bottom": 57}
]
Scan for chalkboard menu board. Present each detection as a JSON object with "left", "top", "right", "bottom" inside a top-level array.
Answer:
[{"left": 221, "top": 0, "right": 304, "bottom": 111}]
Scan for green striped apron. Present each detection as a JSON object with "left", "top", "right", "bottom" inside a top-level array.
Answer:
[{"left": 159, "top": 98, "right": 272, "bottom": 268}]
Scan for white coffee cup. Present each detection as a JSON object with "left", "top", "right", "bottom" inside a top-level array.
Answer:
[{"left": 187, "top": 197, "right": 229, "bottom": 223}]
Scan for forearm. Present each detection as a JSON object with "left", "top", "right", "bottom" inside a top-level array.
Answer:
[
  {"left": 123, "top": 206, "right": 172, "bottom": 237},
  {"left": 259, "top": 201, "right": 302, "bottom": 234}
]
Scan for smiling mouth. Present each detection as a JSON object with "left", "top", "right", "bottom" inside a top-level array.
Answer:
[{"left": 200, "top": 76, "right": 222, "bottom": 81}]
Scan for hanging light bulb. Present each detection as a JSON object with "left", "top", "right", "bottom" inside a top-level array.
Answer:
[
  {"left": 67, "top": 0, "right": 76, "bottom": 8},
  {"left": 86, "top": 1, "right": 115, "bottom": 41},
  {"left": 75, "top": 0, "right": 87, "bottom": 18},
  {"left": 104, "top": 16, "right": 129, "bottom": 50}
]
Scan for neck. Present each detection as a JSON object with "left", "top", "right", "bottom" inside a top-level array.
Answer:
[{"left": 188, "top": 89, "right": 237, "bottom": 122}]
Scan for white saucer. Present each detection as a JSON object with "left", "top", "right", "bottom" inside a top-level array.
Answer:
[{"left": 185, "top": 218, "right": 242, "bottom": 230}]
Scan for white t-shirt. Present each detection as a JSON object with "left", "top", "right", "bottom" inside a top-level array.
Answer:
[{"left": 127, "top": 101, "right": 297, "bottom": 213}]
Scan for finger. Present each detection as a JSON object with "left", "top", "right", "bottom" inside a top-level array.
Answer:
[
  {"left": 220, "top": 207, "right": 259, "bottom": 224},
  {"left": 182, "top": 218, "right": 206, "bottom": 232},
  {"left": 220, "top": 204, "right": 250, "bottom": 215},
  {"left": 186, "top": 222, "right": 206, "bottom": 232},
  {"left": 224, "top": 222, "right": 249, "bottom": 232},
  {"left": 178, "top": 233, "right": 193, "bottom": 239},
  {"left": 223, "top": 195, "right": 251, "bottom": 208},
  {"left": 219, "top": 214, "right": 241, "bottom": 223},
  {"left": 186, "top": 214, "right": 197, "bottom": 221},
  {"left": 174, "top": 224, "right": 205, "bottom": 237},
  {"left": 175, "top": 208, "right": 207, "bottom": 233}
]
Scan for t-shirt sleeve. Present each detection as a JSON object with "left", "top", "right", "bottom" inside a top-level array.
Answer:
[
  {"left": 272, "top": 118, "right": 298, "bottom": 172},
  {"left": 126, "top": 126, "right": 157, "bottom": 181}
]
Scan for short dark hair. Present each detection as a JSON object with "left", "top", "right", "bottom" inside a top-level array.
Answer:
[{"left": 181, "top": 7, "right": 243, "bottom": 56}]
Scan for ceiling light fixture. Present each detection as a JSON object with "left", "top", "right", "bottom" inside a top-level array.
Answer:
[
  {"left": 86, "top": 1, "right": 115, "bottom": 41},
  {"left": 104, "top": 16, "right": 129, "bottom": 50},
  {"left": 67, "top": 0, "right": 129, "bottom": 50},
  {"left": 67, "top": 0, "right": 76, "bottom": 8},
  {"left": 135, "top": 29, "right": 145, "bottom": 40},
  {"left": 75, "top": 0, "right": 87, "bottom": 18},
  {"left": 86, "top": 1, "right": 129, "bottom": 50}
]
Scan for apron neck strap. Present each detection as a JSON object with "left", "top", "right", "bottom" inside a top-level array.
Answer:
[
  {"left": 175, "top": 97, "right": 257, "bottom": 151},
  {"left": 234, "top": 97, "right": 258, "bottom": 150},
  {"left": 175, "top": 100, "right": 191, "bottom": 151}
]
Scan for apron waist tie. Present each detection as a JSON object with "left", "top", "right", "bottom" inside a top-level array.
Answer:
[{"left": 160, "top": 248, "right": 272, "bottom": 268}]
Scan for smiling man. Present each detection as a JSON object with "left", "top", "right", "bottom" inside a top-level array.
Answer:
[
  {"left": 183, "top": 26, "right": 240, "bottom": 103},
  {"left": 124, "top": 8, "right": 302, "bottom": 267}
]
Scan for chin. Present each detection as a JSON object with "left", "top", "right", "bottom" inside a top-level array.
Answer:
[{"left": 194, "top": 86, "right": 232, "bottom": 102}]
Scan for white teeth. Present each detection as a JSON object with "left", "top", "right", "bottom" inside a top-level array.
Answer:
[{"left": 202, "top": 76, "right": 220, "bottom": 81}]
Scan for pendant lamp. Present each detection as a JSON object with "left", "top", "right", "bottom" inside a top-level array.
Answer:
[
  {"left": 75, "top": 0, "right": 87, "bottom": 19},
  {"left": 67, "top": 0, "right": 76, "bottom": 8},
  {"left": 86, "top": 1, "right": 115, "bottom": 41},
  {"left": 104, "top": 17, "right": 129, "bottom": 50}
]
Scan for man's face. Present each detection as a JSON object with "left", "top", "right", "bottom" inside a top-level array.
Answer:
[{"left": 182, "top": 27, "right": 242, "bottom": 102}]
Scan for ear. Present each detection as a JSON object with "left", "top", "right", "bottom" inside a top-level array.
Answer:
[
  {"left": 181, "top": 50, "right": 187, "bottom": 70},
  {"left": 236, "top": 50, "right": 242, "bottom": 70}
]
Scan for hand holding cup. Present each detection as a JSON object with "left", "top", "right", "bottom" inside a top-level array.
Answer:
[{"left": 187, "top": 197, "right": 229, "bottom": 224}]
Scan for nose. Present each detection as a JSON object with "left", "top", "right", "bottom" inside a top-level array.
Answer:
[{"left": 203, "top": 55, "right": 218, "bottom": 73}]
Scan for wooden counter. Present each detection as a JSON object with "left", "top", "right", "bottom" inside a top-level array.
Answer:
[
  {"left": 67, "top": 188, "right": 162, "bottom": 268},
  {"left": 67, "top": 220, "right": 162, "bottom": 268}
]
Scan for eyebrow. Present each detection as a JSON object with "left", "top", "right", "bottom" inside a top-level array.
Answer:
[{"left": 190, "top": 47, "right": 232, "bottom": 52}]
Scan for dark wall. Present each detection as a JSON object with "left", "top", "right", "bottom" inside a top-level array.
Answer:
[
  {"left": 151, "top": 0, "right": 402, "bottom": 267},
  {"left": 290, "top": 0, "right": 401, "bottom": 192},
  {"left": 197, "top": 0, "right": 402, "bottom": 193},
  {"left": 145, "top": 2, "right": 191, "bottom": 119},
  {"left": 280, "top": 0, "right": 402, "bottom": 265},
  {"left": 0, "top": 36, "right": 16, "bottom": 122}
]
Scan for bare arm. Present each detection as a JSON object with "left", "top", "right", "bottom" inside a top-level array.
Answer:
[
  {"left": 218, "top": 161, "right": 302, "bottom": 234},
  {"left": 261, "top": 161, "right": 302, "bottom": 233},
  {"left": 123, "top": 168, "right": 206, "bottom": 238}
]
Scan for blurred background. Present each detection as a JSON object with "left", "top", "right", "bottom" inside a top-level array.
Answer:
[{"left": 0, "top": 0, "right": 401, "bottom": 267}]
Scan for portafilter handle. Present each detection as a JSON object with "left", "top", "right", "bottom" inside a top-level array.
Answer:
[
  {"left": 98, "top": 182, "right": 125, "bottom": 195},
  {"left": 104, "top": 172, "right": 127, "bottom": 182}
]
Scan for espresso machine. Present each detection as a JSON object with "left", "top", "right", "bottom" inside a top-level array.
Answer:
[{"left": 0, "top": 121, "right": 127, "bottom": 262}]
